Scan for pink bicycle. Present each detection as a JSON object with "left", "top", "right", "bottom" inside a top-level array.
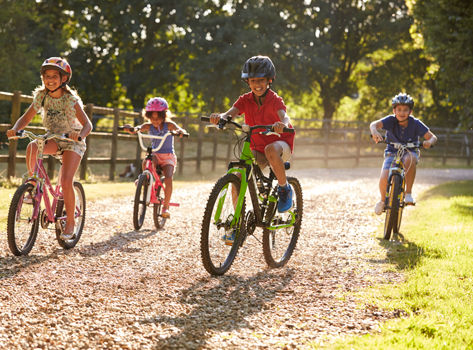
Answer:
[
  {"left": 119, "top": 126, "right": 188, "bottom": 230},
  {"left": 7, "top": 130, "right": 86, "bottom": 256}
]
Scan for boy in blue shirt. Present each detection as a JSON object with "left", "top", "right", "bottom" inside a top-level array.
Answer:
[{"left": 370, "top": 93, "right": 437, "bottom": 215}]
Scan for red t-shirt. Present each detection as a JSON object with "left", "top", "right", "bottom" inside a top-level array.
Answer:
[{"left": 233, "top": 89, "right": 295, "bottom": 153}]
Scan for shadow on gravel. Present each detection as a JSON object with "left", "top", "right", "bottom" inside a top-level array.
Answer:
[
  {"left": 0, "top": 250, "right": 64, "bottom": 280},
  {"left": 375, "top": 237, "right": 424, "bottom": 270},
  {"left": 141, "top": 269, "right": 294, "bottom": 349},
  {"left": 77, "top": 229, "right": 157, "bottom": 257}
]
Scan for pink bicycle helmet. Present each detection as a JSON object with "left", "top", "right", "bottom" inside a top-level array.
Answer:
[
  {"left": 145, "top": 97, "right": 168, "bottom": 112},
  {"left": 40, "top": 57, "right": 72, "bottom": 83}
]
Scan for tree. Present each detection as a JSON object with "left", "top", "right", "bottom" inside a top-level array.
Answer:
[{"left": 412, "top": 0, "right": 473, "bottom": 128}]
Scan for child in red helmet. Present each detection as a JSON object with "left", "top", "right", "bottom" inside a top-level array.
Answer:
[
  {"left": 6, "top": 57, "right": 92, "bottom": 240},
  {"left": 123, "top": 97, "right": 187, "bottom": 218},
  {"left": 210, "top": 55, "right": 295, "bottom": 244},
  {"left": 370, "top": 92, "right": 437, "bottom": 215}
]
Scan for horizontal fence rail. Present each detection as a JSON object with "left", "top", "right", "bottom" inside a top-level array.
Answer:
[{"left": 1, "top": 90, "right": 472, "bottom": 180}]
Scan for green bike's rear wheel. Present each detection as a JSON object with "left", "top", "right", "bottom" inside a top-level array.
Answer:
[
  {"left": 263, "top": 177, "right": 303, "bottom": 268},
  {"left": 200, "top": 173, "right": 245, "bottom": 276},
  {"left": 7, "top": 183, "right": 40, "bottom": 256},
  {"left": 383, "top": 174, "right": 402, "bottom": 240}
]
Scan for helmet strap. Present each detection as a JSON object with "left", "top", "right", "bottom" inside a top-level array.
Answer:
[
  {"left": 41, "top": 82, "right": 67, "bottom": 107},
  {"left": 253, "top": 87, "right": 270, "bottom": 106}
]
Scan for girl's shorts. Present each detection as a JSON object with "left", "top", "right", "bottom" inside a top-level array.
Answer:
[
  {"left": 154, "top": 152, "right": 177, "bottom": 168},
  {"left": 252, "top": 140, "right": 292, "bottom": 169},
  {"left": 53, "top": 139, "right": 86, "bottom": 158},
  {"left": 382, "top": 150, "right": 419, "bottom": 170}
]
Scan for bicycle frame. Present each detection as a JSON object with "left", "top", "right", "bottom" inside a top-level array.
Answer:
[
  {"left": 213, "top": 125, "right": 296, "bottom": 231},
  {"left": 16, "top": 131, "right": 79, "bottom": 225},
  {"left": 137, "top": 131, "right": 179, "bottom": 207}
]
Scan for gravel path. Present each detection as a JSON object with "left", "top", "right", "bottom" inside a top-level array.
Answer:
[{"left": 0, "top": 168, "right": 471, "bottom": 349}]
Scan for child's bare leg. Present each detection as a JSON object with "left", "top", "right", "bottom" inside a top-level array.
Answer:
[
  {"left": 26, "top": 141, "right": 58, "bottom": 176},
  {"left": 403, "top": 153, "right": 417, "bottom": 194},
  {"left": 264, "top": 143, "right": 286, "bottom": 185},
  {"left": 161, "top": 164, "right": 174, "bottom": 209},
  {"left": 379, "top": 169, "right": 389, "bottom": 202},
  {"left": 60, "top": 151, "right": 81, "bottom": 234}
]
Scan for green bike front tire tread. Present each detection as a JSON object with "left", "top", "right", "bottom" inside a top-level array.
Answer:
[
  {"left": 56, "top": 181, "right": 86, "bottom": 249},
  {"left": 383, "top": 174, "right": 402, "bottom": 240},
  {"left": 133, "top": 174, "right": 149, "bottom": 230},
  {"left": 200, "top": 173, "right": 245, "bottom": 276},
  {"left": 7, "top": 183, "right": 40, "bottom": 256},
  {"left": 262, "top": 176, "right": 303, "bottom": 268}
]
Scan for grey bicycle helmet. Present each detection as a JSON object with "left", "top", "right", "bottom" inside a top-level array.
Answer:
[
  {"left": 241, "top": 55, "right": 276, "bottom": 81},
  {"left": 392, "top": 92, "right": 414, "bottom": 109}
]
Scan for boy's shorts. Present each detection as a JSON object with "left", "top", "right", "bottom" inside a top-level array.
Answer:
[
  {"left": 382, "top": 150, "right": 419, "bottom": 170},
  {"left": 154, "top": 152, "right": 177, "bottom": 169},
  {"left": 252, "top": 140, "right": 292, "bottom": 169}
]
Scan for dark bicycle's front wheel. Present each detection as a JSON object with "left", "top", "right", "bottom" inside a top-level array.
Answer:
[
  {"left": 153, "top": 177, "right": 167, "bottom": 229},
  {"left": 263, "top": 177, "right": 303, "bottom": 268},
  {"left": 7, "top": 183, "right": 40, "bottom": 256},
  {"left": 133, "top": 173, "right": 149, "bottom": 230},
  {"left": 56, "top": 181, "right": 86, "bottom": 249},
  {"left": 200, "top": 173, "right": 245, "bottom": 276},
  {"left": 384, "top": 174, "right": 402, "bottom": 240}
]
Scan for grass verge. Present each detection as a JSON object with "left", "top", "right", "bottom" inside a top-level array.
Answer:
[{"left": 331, "top": 180, "right": 473, "bottom": 349}]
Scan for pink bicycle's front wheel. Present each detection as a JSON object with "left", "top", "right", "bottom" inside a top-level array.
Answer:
[{"left": 7, "top": 183, "right": 40, "bottom": 256}]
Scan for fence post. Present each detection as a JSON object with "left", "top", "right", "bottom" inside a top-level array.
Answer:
[
  {"left": 7, "top": 90, "right": 22, "bottom": 179},
  {"left": 324, "top": 122, "right": 330, "bottom": 167},
  {"left": 355, "top": 128, "right": 361, "bottom": 167},
  {"left": 466, "top": 133, "right": 471, "bottom": 167},
  {"left": 47, "top": 156, "right": 55, "bottom": 179},
  {"left": 80, "top": 103, "right": 93, "bottom": 180},
  {"left": 442, "top": 130, "right": 449, "bottom": 166},
  {"left": 109, "top": 108, "right": 120, "bottom": 180},
  {"left": 178, "top": 115, "right": 188, "bottom": 176},
  {"left": 196, "top": 121, "right": 203, "bottom": 174},
  {"left": 212, "top": 132, "right": 218, "bottom": 171}
]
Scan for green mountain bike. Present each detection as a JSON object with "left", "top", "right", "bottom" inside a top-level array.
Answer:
[{"left": 200, "top": 116, "right": 303, "bottom": 275}]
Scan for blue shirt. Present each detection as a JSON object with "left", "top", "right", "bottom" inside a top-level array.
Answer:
[
  {"left": 381, "top": 115, "right": 429, "bottom": 153},
  {"left": 149, "top": 123, "right": 174, "bottom": 154}
]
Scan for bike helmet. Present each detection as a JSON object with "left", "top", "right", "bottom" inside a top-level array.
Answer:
[
  {"left": 392, "top": 92, "right": 414, "bottom": 109},
  {"left": 40, "top": 57, "right": 72, "bottom": 83},
  {"left": 241, "top": 55, "right": 276, "bottom": 81},
  {"left": 145, "top": 97, "right": 168, "bottom": 112}
]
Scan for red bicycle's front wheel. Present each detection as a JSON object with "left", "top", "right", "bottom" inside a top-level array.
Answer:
[
  {"left": 7, "top": 183, "right": 40, "bottom": 256},
  {"left": 133, "top": 174, "right": 149, "bottom": 230}
]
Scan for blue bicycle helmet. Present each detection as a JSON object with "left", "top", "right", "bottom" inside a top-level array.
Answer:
[{"left": 392, "top": 93, "right": 414, "bottom": 109}]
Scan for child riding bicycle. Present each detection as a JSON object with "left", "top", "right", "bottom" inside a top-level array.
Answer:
[
  {"left": 370, "top": 92, "right": 437, "bottom": 215},
  {"left": 210, "top": 55, "right": 295, "bottom": 223},
  {"left": 123, "top": 97, "right": 187, "bottom": 218},
  {"left": 6, "top": 57, "right": 92, "bottom": 239}
]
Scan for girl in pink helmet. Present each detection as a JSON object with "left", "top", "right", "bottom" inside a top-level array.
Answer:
[
  {"left": 123, "top": 97, "right": 187, "bottom": 218},
  {"left": 6, "top": 57, "right": 92, "bottom": 239}
]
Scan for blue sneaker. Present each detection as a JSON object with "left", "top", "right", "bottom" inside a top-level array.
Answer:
[
  {"left": 277, "top": 184, "right": 293, "bottom": 213},
  {"left": 222, "top": 230, "right": 236, "bottom": 246}
]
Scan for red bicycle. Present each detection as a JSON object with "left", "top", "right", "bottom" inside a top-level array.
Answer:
[
  {"left": 119, "top": 126, "right": 188, "bottom": 230},
  {"left": 6, "top": 130, "right": 86, "bottom": 255}
]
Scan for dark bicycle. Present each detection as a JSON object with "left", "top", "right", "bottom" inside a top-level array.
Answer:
[
  {"left": 200, "top": 116, "right": 303, "bottom": 275},
  {"left": 382, "top": 140, "right": 423, "bottom": 240}
]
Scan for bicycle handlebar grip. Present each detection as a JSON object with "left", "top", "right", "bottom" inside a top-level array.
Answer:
[
  {"left": 16, "top": 130, "right": 24, "bottom": 136},
  {"left": 118, "top": 126, "right": 125, "bottom": 130},
  {"left": 201, "top": 116, "right": 211, "bottom": 122},
  {"left": 283, "top": 127, "right": 295, "bottom": 133}
]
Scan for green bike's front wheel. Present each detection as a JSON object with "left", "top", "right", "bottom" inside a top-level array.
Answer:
[
  {"left": 383, "top": 174, "right": 402, "bottom": 240},
  {"left": 263, "top": 177, "right": 303, "bottom": 268},
  {"left": 7, "top": 183, "right": 40, "bottom": 256},
  {"left": 200, "top": 173, "right": 245, "bottom": 276}
]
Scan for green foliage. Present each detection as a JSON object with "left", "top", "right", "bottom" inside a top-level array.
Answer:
[{"left": 412, "top": 0, "right": 473, "bottom": 128}]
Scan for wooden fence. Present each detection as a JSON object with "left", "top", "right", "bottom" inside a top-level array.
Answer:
[{"left": 1, "top": 90, "right": 472, "bottom": 180}]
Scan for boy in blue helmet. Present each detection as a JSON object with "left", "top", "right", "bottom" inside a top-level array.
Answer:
[
  {"left": 210, "top": 55, "right": 295, "bottom": 243},
  {"left": 370, "top": 92, "right": 437, "bottom": 215}
]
